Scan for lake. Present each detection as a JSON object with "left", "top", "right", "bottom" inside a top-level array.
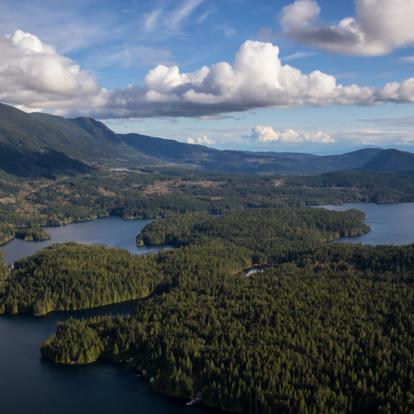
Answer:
[
  {"left": 0, "top": 217, "right": 215, "bottom": 414},
  {"left": 0, "top": 304, "right": 215, "bottom": 414},
  {"left": 321, "top": 202, "right": 414, "bottom": 245},
  {"left": 1, "top": 216, "right": 164, "bottom": 265}
]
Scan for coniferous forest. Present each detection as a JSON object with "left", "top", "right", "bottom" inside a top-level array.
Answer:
[
  {"left": 0, "top": 206, "right": 409, "bottom": 413},
  {"left": 0, "top": 208, "right": 368, "bottom": 315},
  {"left": 0, "top": 155, "right": 413, "bottom": 414},
  {"left": 1, "top": 168, "right": 414, "bottom": 246}
]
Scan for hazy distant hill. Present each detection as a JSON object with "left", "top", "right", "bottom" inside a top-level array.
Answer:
[
  {"left": 0, "top": 103, "right": 412, "bottom": 177},
  {"left": 359, "top": 149, "right": 414, "bottom": 172},
  {"left": 120, "top": 133, "right": 384, "bottom": 174}
]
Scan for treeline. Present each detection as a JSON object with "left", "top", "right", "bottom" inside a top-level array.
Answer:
[
  {"left": 0, "top": 222, "right": 14, "bottom": 245},
  {"left": 0, "top": 252, "right": 10, "bottom": 292},
  {"left": 42, "top": 242, "right": 414, "bottom": 413},
  {"left": 287, "top": 171, "right": 414, "bottom": 204},
  {"left": 1, "top": 168, "right": 414, "bottom": 248},
  {"left": 15, "top": 228, "right": 50, "bottom": 241},
  {"left": 138, "top": 207, "right": 369, "bottom": 262},
  {"left": 0, "top": 243, "right": 167, "bottom": 315},
  {"left": 0, "top": 207, "right": 367, "bottom": 315}
]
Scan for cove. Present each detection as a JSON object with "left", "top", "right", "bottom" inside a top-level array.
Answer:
[
  {"left": 0, "top": 216, "right": 217, "bottom": 414},
  {"left": 0, "top": 304, "right": 217, "bottom": 414},
  {"left": 1, "top": 216, "right": 164, "bottom": 265},
  {"left": 321, "top": 202, "right": 414, "bottom": 245}
]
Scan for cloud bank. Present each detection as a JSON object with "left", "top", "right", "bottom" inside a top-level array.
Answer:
[
  {"left": 101, "top": 39, "right": 414, "bottom": 118},
  {"left": 0, "top": 30, "right": 104, "bottom": 112},
  {"left": 280, "top": 0, "right": 414, "bottom": 56},
  {"left": 2, "top": 30, "right": 414, "bottom": 118},
  {"left": 251, "top": 125, "right": 334, "bottom": 144}
]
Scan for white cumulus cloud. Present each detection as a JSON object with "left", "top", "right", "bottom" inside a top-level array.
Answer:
[
  {"left": 250, "top": 126, "right": 334, "bottom": 144},
  {"left": 280, "top": 0, "right": 414, "bottom": 56},
  {"left": 2, "top": 31, "right": 414, "bottom": 118},
  {"left": 186, "top": 134, "right": 215, "bottom": 145},
  {"left": 102, "top": 40, "right": 371, "bottom": 118},
  {"left": 0, "top": 29, "right": 105, "bottom": 112},
  {"left": 102, "top": 39, "right": 414, "bottom": 118}
]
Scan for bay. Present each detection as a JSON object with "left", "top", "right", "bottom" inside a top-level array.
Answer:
[
  {"left": 0, "top": 216, "right": 214, "bottom": 414},
  {"left": 321, "top": 202, "right": 414, "bottom": 245},
  {"left": 1, "top": 216, "right": 163, "bottom": 265}
]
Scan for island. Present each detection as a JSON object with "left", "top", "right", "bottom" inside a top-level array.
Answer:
[
  {"left": 2, "top": 206, "right": 412, "bottom": 412},
  {"left": 16, "top": 228, "right": 51, "bottom": 242}
]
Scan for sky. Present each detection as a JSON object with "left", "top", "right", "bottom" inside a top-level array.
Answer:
[{"left": 1, "top": 0, "right": 414, "bottom": 153}]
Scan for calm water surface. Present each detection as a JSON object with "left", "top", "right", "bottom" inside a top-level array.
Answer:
[
  {"left": 0, "top": 303, "right": 215, "bottom": 414},
  {"left": 2, "top": 216, "right": 163, "bottom": 265},
  {"left": 0, "top": 217, "right": 215, "bottom": 414},
  {"left": 322, "top": 202, "right": 414, "bottom": 245}
]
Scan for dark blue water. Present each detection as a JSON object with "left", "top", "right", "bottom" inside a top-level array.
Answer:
[
  {"left": 1, "top": 216, "right": 163, "bottom": 265},
  {"left": 0, "top": 303, "right": 215, "bottom": 414},
  {"left": 0, "top": 217, "right": 214, "bottom": 414},
  {"left": 321, "top": 202, "right": 414, "bottom": 245}
]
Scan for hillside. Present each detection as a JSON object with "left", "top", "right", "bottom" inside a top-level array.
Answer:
[
  {"left": 69, "top": 117, "right": 121, "bottom": 144},
  {"left": 360, "top": 149, "right": 414, "bottom": 172},
  {"left": 120, "top": 133, "right": 383, "bottom": 174},
  {"left": 0, "top": 103, "right": 412, "bottom": 177},
  {"left": 0, "top": 104, "right": 155, "bottom": 176}
]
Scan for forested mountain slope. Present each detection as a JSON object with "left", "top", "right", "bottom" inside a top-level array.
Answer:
[
  {"left": 1, "top": 102, "right": 412, "bottom": 176},
  {"left": 0, "top": 104, "right": 153, "bottom": 176},
  {"left": 360, "top": 149, "right": 414, "bottom": 172}
]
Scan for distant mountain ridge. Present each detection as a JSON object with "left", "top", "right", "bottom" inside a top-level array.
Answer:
[
  {"left": 359, "top": 149, "right": 414, "bottom": 172},
  {"left": 0, "top": 103, "right": 413, "bottom": 177}
]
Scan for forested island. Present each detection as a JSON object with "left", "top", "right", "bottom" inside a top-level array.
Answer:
[
  {"left": 1, "top": 206, "right": 412, "bottom": 413},
  {"left": 15, "top": 228, "right": 50, "bottom": 242},
  {"left": 1, "top": 167, "right": 414, "bottom": 246},
  {"left": 0, "top": 243, "right": 164, "bottom": 315}
]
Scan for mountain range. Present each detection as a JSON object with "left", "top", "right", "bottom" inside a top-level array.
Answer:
[{"left": 0, "top": 102, "right": 413, "bottom": 177}]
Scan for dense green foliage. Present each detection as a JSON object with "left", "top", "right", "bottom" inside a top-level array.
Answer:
[
  {"left": 0, "top": 252, "right": 10, "bottom": 293},
  {"left": 15, "top": 228, "right": 50, "bottom": 241},
  {"left": 0, "top": 222, "right": 14, "bottom": 245},
  {"left": 2, "top": 101, "right": 414, "bottom": 413},
  {"left": 42, "top": 318, "right": 105, "bottom": 364},
  {"left": 0, "top": 243, "right": 165, "bottom": 315},
  {"left": 35, "top": 207, "right": 414, "bottom": 413},
  {"left": 288, "top": 171, "right": 414, "bottom": 204},
  {"left": 41, "top": 241, "right": 414, "bottom": 413},
  {"left": 1, "top": 162, "right": 414, "bottom": 250},
  {"left": 138, "top": 207, "right": 368, "bottom": 253},
  {"left": 0, "top": 207, "right": 365, "bottom": 315}
]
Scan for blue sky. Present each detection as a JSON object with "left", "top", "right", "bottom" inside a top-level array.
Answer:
[{"left": 1, "top": 0, "right": 414, "bottom": 153}]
